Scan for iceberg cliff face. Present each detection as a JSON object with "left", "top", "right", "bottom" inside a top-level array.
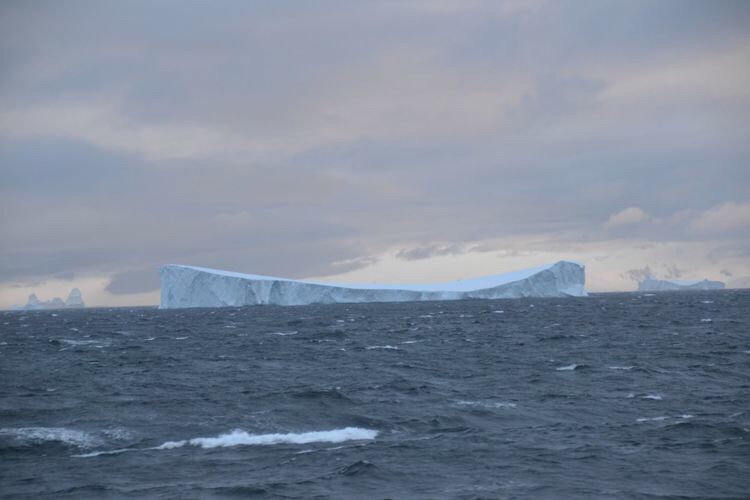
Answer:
[
  {"left": 160, "top": 261, "right": 586, "bottom": 309},
  {"left": 638, "top": 279, "right": 725, "bottom": 292}
]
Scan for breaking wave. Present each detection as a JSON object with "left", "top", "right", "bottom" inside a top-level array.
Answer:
[
  {"left": 76, "top": 427, "right": 378, "bottom": 457},
  {"left": 0, "top": 427, "right": 101, "bottom": 448}
]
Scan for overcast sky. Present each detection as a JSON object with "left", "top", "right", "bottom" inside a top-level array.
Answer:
[{"left": 1, "top": 0, "right": 749, "bottom": 307}]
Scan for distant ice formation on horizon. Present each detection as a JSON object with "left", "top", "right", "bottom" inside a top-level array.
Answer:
[
  {"left": 159, "top": 261, "right": 587, "bottom": 309},
  {"left": 12, "top": 288, "right": 85, "bottom": 311},
  {"left": 638, "top": 278, "right": 725, "bottom": 292}
]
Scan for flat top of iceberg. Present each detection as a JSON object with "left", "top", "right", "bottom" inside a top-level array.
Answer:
[
  {"left": 643, "top": 278, "right": 705, "bottom": 286},
  {"left": 165, "top": 261, "right": 579, "bottom": 293}
]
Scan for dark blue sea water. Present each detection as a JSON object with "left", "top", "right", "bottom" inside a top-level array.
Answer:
[{"left": 2, "top": 290, "right": 749, "bottom": 499}]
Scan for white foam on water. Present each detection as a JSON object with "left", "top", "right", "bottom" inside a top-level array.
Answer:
[
  {"left": 636, "top": 416, "right": 669, "bottom": 422},
  {"left": 75, "top": 427, "right": 379, "bottom": 458},
  {"left": 75, "top": 447, "right": 134, "bottom": 458},
  {"left": 365, "top": 345, "right": 399, "bottom": 350},
  {"left": 607, "top": 366, "right": 634, "bottom": 370},
  {"left": 702, "top": 300, "right": 713, "bottom": 304},
  {"left": 700, "top": 318, "right": 712, "bottom": 323},
  {"left": 492, "top": 310, "right": 504, "bottom": 314},
  {"left": 174, "top": 336, "right": 189, "bottom": 340},
  {"left": 156, "top": 427, "right": 378, "bottom": 450},
  {"left": 679, "top": 414, "right": 694, "bottom": 419},
  {"left": 0, "top": 427, "right": 100, "bottom": 448},
  {"left": 556, "top": 364, "right": 578, "bottom": 371},
  {"left": 400, "top": 340, "right": 423, "bottom": 344},
  {"left": 641, "top": 394, "right": 663, "bottom": 400},
  {"left": 269, "top": 331, "right": 298, "bottom": 336},
  {"left": 456, "top": 400, "right": 517, "bottom": 409},
  {"left": 61, "top": 339, "right": 108, "bottom": 347}
]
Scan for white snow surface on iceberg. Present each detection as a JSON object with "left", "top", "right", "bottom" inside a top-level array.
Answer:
[{"left": 160, "top": 261, "right": 586, "bottom": 309}]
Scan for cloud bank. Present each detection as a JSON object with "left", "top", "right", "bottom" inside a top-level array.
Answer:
[{"left": 1, "top": 0, "right": 749, "bottom": 306}]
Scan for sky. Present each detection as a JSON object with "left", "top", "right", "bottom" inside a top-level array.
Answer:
[{"left": 1, "top": 0, "right": 749, "bottom": 308}]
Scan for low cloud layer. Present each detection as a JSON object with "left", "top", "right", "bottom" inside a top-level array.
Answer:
[{"left": 1, "top": 1, "right": 749, "bottom": 306}]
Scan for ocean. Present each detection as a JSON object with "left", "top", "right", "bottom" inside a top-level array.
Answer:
[{"left": 1, "top": 290, "right": 748, "bottom": 499}]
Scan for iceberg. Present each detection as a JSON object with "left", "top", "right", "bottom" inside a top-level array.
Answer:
[
  {"left": 65, "top": 288, "right": 85, "bottom": 308},
  {"left": 159, "top": 261, "right": 586, "bottom": 309},
  {"left": 638, "top": 279, "right": 725, "bottom": 292},
  {"left": 12, "top": 288, "right": 85, "bottom": 311}
]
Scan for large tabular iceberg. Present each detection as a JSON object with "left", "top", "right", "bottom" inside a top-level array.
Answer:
[
  {"left": 638, "top": 278, "right": 725, "bottom": 292},
  {"left": 160, "top": 261, "right": 586, "bottom": 309}
]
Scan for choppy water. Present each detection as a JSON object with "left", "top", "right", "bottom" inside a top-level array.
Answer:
[{"left": 1, "top": 291, "right": 749, "bottom": 499}]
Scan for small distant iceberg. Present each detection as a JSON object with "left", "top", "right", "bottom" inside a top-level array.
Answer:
[
  {"left": 12, "top": 288, "right": 85, "bottom": 311},
  {"left": 159, "top": 261, "right": 587, "bottom": 309},
  {"left": 638, "top": 279, "right": 725, "bottom": 292}
]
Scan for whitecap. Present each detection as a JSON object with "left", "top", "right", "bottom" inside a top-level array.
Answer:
[
  {"left": 556, "top": 364, "right": 578, "bottom": 371},
  {"left": 455, "top": 400, "right": 517, "bottom": 409},
  {"left": 365, "top": 345, "right": 399, "bottom": 350},
  {"left": 701, "top": 300, "right": 713, "bottom": 304},
  {"left": 61, "top": 339, "right": 105, "bottom": 346},
  {"left": 157, "top": 427, "right": 378, "bottom": 450},
  {"left": 60, "top": 339, "right": 109, "bottom": 349},
  {"left": 74, "top": 447, "right": 134, "bottom": 458},
  {"left": 0, "top": 427, "right": 100, "bottom": 448},
  {"left": 400, "top": 340, "right": 423, "bottom": 344},
  {"left": 76, "top": 427, "right": 378, "bottom": 458},
  {"left": 492, "top": 310, "right": 504, "bottom": 314},
  {"left": 174, "top": 336, "right": 189, "bottom": 340},
  {"left": 641, "top": 394, "right": 663, "bottom": 400},
  {"left": 607, "top": 366, "right": 634, "bottom": 370},
  {"left": 269, "top": 331, "right": 298, "bottom": 336},
  {"left": 700, "top": 318, "right": 712, "bottom": 323},
  {"left": 636, "top": 416, "right": 669, "bottom": 422}
]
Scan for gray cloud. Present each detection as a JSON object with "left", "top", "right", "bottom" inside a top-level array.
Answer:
[
  {"left": 105, "top": 268, "right": 160, "bottom": 295},
  {"left": 396, "top": 244, "right": 467, "bottom": 261},
  {"left": 622, "top": 266, "right": 654, "bottom": 283},
  {"left": 1, "top": 0, "right": 749, "bottom": 298}
]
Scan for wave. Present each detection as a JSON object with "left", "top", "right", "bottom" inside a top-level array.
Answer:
[
  {"left": 0, "top": 427, "right": 100, "bottom": 448},
  {"left": 455, "top": 400, "right": 517, "bottom": 409},
  {"left": 636, "top": 414, "right": 693, "bottom": 423},
  {"left": 365, "top": 345, "right": 399, "bottom": 350},
  {"left": 159, "top": 427, "right": 377, "bottom": 449},
  {"left": 76, "top": 427, "right": 378, "bottom": 457},
  {"left": 556, "top": 364, "right": 578, "bottom": 371}
]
